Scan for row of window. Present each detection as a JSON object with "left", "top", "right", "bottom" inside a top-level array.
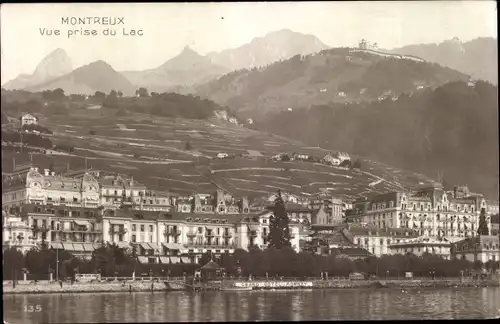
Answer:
[
  {"left": 371, "top": 201, "right": 477, "bottom": 213},
  {"left": 33, "top": 207, "right": 96, "bottom": 217}
]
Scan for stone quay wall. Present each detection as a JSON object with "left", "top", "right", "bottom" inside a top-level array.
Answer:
[{"left": 3, "top": 281, "right": 168, "bottom": 295}]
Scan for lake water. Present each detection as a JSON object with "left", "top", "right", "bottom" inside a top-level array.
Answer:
[{"left": 4, "top": 287, "right": 500, "bottom": 323}]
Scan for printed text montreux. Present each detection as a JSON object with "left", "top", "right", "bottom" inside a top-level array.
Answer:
[{"left": 61, "top": 17, "right": 125, "bottom": 25}]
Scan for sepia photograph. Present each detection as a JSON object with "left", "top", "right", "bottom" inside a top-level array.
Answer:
[{"left": 1, "top": 1, "right": 499, "bottom": 322}]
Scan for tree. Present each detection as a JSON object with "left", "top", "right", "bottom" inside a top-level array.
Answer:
[
  {"left": 185, "top": 141, "right": 192, "bottom": 150},
  {"left": 136, "top": 88, "right": 149, "bottom": 98},
  {"left": 352, "top": 159, "right": 362, "bottom": 169},
  {"left": 94, "top": 91, "right": 106, "bottom": 101},
  {"left": 117, "top": 91, "right": 123, "bottom": 98},
  {"left": 52, "top": 88, "right": 66, "bottom": 101},
  {"left": 108, "top": 90, "right": 118, "bottom": 99},
  {"left": 281, "top": 154, "right": 290, "bottom": 162},
  {"left": 477, "top": 208, "right": 489, "bottom": 236},
  {"left": 268, "top": 190, "right": 291, "bottom": 249},
  {"left": 3, "top": 248, "right": 25, "bottom": 282},
  {"left": 340, "top": 160, "right": 352, "bottom": 168}
]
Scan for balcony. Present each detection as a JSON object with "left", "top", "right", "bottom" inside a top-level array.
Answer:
[
  {"left": 31, "top": 225, "right": 49, "bottom": 233},
  {"left": 223, "top": 232, "right": 232, "bottom": 238},
  {"left": 185, "top": 242, "right": 236, "bottom": 249},
  {"left": 205, "top": 232, "right": 215, "bottom": 237},
  {"left": 186, "top": 232, "right": 197, "bottom": 237},
  {"left": 168, "top": 229, "right": 181, "bottom": 236}
]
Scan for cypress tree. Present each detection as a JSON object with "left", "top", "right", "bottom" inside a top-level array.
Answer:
[
  {"left": 477, "top": 208, "right": 489, "bottom": 236},
  {"left": 268, "top": 190, "right": 291, "bottom": 249}
]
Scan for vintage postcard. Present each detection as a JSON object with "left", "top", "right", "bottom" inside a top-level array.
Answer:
[{"left": 1, "top": 2, "right": 499, "bottom": 323}]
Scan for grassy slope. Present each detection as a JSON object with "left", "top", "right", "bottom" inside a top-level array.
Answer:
[{"left": 2, "top": 108, "right": 435, "bottom": 201}]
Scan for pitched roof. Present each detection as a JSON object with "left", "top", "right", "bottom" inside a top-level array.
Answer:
[{"left": 200, "top": 260, "right": 224, "bottom": 270}]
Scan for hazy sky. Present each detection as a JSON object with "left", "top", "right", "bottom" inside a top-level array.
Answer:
[{"left": 1, "top": 1, "right": 497, "bottom": 82}]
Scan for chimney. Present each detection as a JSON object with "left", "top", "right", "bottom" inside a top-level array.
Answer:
[{"left": 44, "top": 169, "right": 50, "bottom": 176}]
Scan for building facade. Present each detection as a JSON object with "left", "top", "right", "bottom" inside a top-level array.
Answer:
[
  {"left": 7, "top": 203, "right": 301, "bottom": 262},
  {"left": 2, "top": 211, "right": 37, "bottom": 254},
  {"left": 20, "top": 113, "right": 38, "bottom": 126},
  {"left": 451, "top": 235, "right": 499, "bottom": 263},
  {"left": 349, "top": 184, "right": 490, "bottom": 241}
]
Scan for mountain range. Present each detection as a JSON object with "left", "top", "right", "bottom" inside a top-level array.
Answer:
[
  {"left": 3, "top": 48, "right": 73, "bottom": 90},
  {"left": 207, "top": 29, "right": 329, "bottom": 71},
  {"left": 1, "top": 31, "right": 496, "bottom": 99},
  {"left": 24, "top": 60, "right": 136, "bottom": 96},
  {"left": 120, "top": 46, "right": 230, "bottom": 93},
  {"left": 193, "top": 47, "right": 469, "bottom": 116},
  {"left": 387, "top": 37, "right": 497, "bottom": 84}
]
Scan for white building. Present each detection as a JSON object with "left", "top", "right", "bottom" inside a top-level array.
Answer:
[
  {"left": 451, "top": 235, "right": 499, "bottom": 263},
  {"left": 20, "top": 113, "right": 38, "bottom": 126},
  {"left": 349, "top": 184, "right": 490, "bottom": 241},
  {"left": 335, "top": 152, "right": 351, "bottom": 162},
  {"left": 389, "top": 236, "right": 452, "bottom": 260},
  {"left": 2, "top": 211, "right": 37, "bottom": 254}
]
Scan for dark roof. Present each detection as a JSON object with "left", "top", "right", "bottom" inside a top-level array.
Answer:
[
  {"left": 21, "top": 204, "right": 101, "bottom": 219},
  {"left": 200, "top": 260, "right": 224, "bottom": 270},
  {"left": 108, "top": 208, "right": 256, "bottom": 223},
  {"left": 266, "top": 202, "right": 312, "bottom": 213},
  {"left": 331, "top": 247, "right": 372, "bottom": 257}
]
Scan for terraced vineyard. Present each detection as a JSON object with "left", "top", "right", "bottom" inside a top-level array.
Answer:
[{"left": 2, "top": 108, "right": 435, "bottom": 200}]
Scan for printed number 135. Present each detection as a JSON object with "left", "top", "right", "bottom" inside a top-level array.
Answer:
[{"left": 24, "top": 305, "right": 42, "bottom": 312}]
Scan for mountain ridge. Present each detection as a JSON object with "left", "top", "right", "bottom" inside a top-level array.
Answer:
[
  {"left": 120, "top": 46, "right": 230, "bottom": 93},
  {"left": 193, "top": 47, "right": 470, "bottom": 117},
  {"left": 386, "top": 37, "right": 497, "bottom": 84},
  {"left": 25, "top": 60, "right": 136, "bottom": 96},
  {"left": 3, "top": 48, "right": 73, "bottom": 90},
  {"left": 207, "top": 29, "right": 330, "bottom": 71}
]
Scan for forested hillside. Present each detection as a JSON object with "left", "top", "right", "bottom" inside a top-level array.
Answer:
[
  {"left": 195, "top": 48, "right": 469, "bottom": 116},
  {"left": 254, "top": 81, "right": 498, "bottom": 198}
]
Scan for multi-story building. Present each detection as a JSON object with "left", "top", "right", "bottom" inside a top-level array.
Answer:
[
  {"left": 310, "top": 224, "right": 429, "bottom": 257},
  {"left": 266, "top": 191, "right": 310, "bottom": 207},
  {"left": 311, "top": 197, "right": 343, "bottom": 225},
  {"left": 389, "top": 236, "right": 452, "bottom": 260},
  {"left": 11, "top": 201, "right": 301, "bottom": 263},
  {"left": 2, "top": 210, "right": 37, "bottom": 253},
  {"left": 139, "top": 190, "right": 173, "bottom": 212},
  {"left": 451, "top": 235, "right": 499, "bottom": 263},
  {"left": 21, "top": 204, "right": 103, "bottom": 259},
  {"left": 349, "top": 184, "right": 490, "bottom": 241},
  {"left": 491, "top": 214, "right": 499, "bottom": 236},
  {"left": 2, "top": 165, "right": 102, "bottom": 212},
  {"left": 265, "top": 202, "right": 313, "bottom": 225}
]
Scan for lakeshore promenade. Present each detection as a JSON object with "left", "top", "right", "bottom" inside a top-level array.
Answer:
[
  {"left": 4, "top": 277, "right": 499, "bottom": 294},
  {"left": 3, "top": 280, "right": 168, "bottom": 295}
]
